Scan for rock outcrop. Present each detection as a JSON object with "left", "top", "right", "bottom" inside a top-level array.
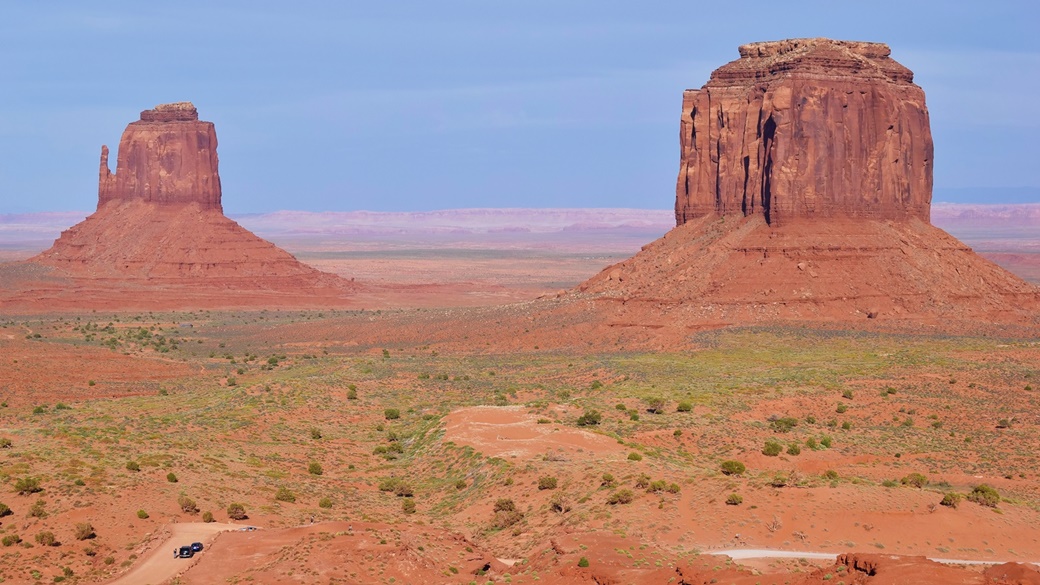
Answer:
[
  {"left": 98, "top": 102, "right": 222, "bottom": 210},
  {"left": 675, "top": 38, "right": 933, "bottom": 226},
  {"left": 573, "top": 39, "right": 1039, "bottom": 336},
  {"left": 4, "top": 103, "right": 358, "bottom": 310}
]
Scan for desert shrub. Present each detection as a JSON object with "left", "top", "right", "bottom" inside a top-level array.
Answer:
[
  {"left": 627, "top": 452, "right": 643, "bottom": 461},
  {"left": 402, "top": 498, "right": 416, "bottom": 514},
  {"left": 601, "top": 473, "right": 618, "bottom": 488},
  {"left": 394, "top": 483, "right": 414, "bottom": 497},
  {"left": 607, "top": 489, "right": 634, "bottom": 505},
  {"left": 615, "top": 403, "right": 627, "bottom": 411},
  {"left": 384, "top": 408, "right": 401, "bottom": 420},
  {"left": 492, "top": 509, "right": 523, "bottom": 529},
  {"left": 720, "top": 460, "right": 746, "bottom": 476},
  {"left": 667, "top": 482, "right": 681, "bottom": 494},
  {"left": 74, "top": 523, "right": 95, "bottom": 541},
  {"left": 28, "top": 498, "right": 47, "bottom": 518},
  {"left": 310, "top": 427, "right": 323, "bottom": 439},
  {"left": 820, "top": 435, "right": 833, "bottom": 448},
  {"left": 538, "top": 476, "right": 558, "bottom": 490},
  {"left": 308, "top": 462, "right": 323, "bottom": 475},
  {"left": 319, "top": 497, "right": 333, "bottom": 509},
  {"left": 373, "top": 445, "right": 388, "bottom": 454},
  {"left": 900, "top": 473, "right": 928, "bottom": 488},
  {"left": 227, "top": 503, "right": 247, "bottom": 520},
  {"left": 275, "top": 487, "right": 296, "bottom": 503},
  {"left": 769, "top": 474, "right": 789, "bottom": 488},
  {"left": 136, "top": 509, "right": 149, "bottom": 519},
  {"left": 805, "top": 437, "right": 818, "bottom": 450},
  {"left": 576, "top": 409, "right": 602, "bottom": 426},
  {"left": 967, "top": 484, "right": 1000, "bottom": 507},
  {"left": 676, "top": 401, "right": 693, "bottom": 412},
  {"left": 769, "top": 416, "right": 798, "bottom": 433},
  {"left": 166, "top": 472, "right": 178, "bottom": 483},
  {"left": 0, "top": 438, "right": 11, "bottom": 448},
  {"left": 997, "top": 418, "right": 1011, "bottom": 429},
  {"left": 644, "top": 397, "right": 666, "bottom": 414},
  {"left": 940, "top": 492, "right": 963, "bottom": 508},
  {"left": 842, "top": 389, "right": 854, "bottom": 400},
  {"left": 226, "top": 377, "right": 237, "bottom": 386},
  {"left": 379, "top": 478, "right": 403, "bottom": 492},
  {"left": 881, "top": 479, "right": 899, "bottom": 488},
  {"left": 762, "top": 440, "right": 782, "bottom": 456},
  {"left": 15, "top": 476, "right": 42, "bottom": 495},
  {"left": 634, "top": 474, "right": 651, "bottom": 489},
  {"left": 841, "top": 421, "right": 852, "bottom": 430},
  {"left": 589, "top": 380, "right": 603, "bottom": 390},
  {"left": 673, "top": 429, "right": 682, "bottom": 438},
  {"left": 550, "top": 492, "right": 571, "bottom": 513},
  {"left": 494, "top": 498, "right": 516, "bottom": 513},
  {"left": 178, "top": 495, "right": 199, "bottom": 514},
  {"left": 805, "top": 415, "right": 817, "bottom": 424},
  {"left": 1, "top": 534, "right": 20, "bottom": 546},
  {"left": 35, "top": 531, "right": 56, "bottom": 546},
  {"left": 202, "top": 510, "right": 214, "bottom": 522},
  {"left": 647, "top": 479, "right": 667, "bottom": 493},
  {"left": 836, "top": 403, "right": 848, "bottom": 414},
  {"left": 823, "top": 470, "right": 839, "bottom": 480},
  {"left": 578, "top": 556, "right": 590, "bottom": 567},
  {"left": 0, "top": 503, "right": 10, "bottom": 517},
  {"left": 346, "top": 385, "right": 358, "bottom": 399},
  {"left": 629, "top": 411, "right": 639, "bottom": 421},
  {"left": 454, "top": 479, "right": 467, "bottom": 490},
  {"left": 726, "top": 493, "right": 744, "bottom": 505},
  {"left": 125, "top": 461, "right": 140, "bottom": 472}
]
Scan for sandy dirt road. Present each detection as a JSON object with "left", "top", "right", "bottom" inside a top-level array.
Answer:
[{"left": 105, "top": 522, "right": 242, "bottom": 585}]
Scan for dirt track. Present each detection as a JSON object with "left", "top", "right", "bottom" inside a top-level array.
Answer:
[{"left": 104, "top": 522, "right": 241, "bottom": 585}]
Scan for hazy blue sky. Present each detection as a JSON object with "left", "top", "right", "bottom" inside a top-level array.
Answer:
[{"left": 2, "top": 1, "right": 1038, "bottom": 213}]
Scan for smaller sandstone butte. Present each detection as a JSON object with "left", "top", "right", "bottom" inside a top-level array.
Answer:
[
  {"left": 676, "top": 38, "right": 932, "bottom": 226},
  {"left": 1, "top": 102, "right": 357, "bottom": 311},
  {"left": 99, "top": 102, "right": 221, "bottom": 210}
]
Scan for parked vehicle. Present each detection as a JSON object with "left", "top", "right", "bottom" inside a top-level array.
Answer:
[
  {"left": 190, "top": 542, "right": 204, "bottom": 552},
  {"left": 177, "top": 545, "right": 194, "bottom": 558}
]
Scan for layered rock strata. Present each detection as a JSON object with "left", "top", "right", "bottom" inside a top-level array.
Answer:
[
  {"left": 98, "top": 102, "right": 222, "bottom": 210},
  {"left": 675, "top": 38, "right": 933, "bottom": 226}
]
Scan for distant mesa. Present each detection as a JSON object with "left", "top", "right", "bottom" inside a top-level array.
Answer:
[
  {"left": 1, "top": 102, "right": 357, "bottom": 310},
  {"left": 578, "top": 38, "right": 1039, "bottom": 330}
]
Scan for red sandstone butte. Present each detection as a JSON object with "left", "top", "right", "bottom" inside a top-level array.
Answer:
[
  {"left": 675, "top": 38, "right": 933, "bottom": 226},
  {"left": 0, "top": 102, "right": 357, "bottom": 311},
  {"left": 99, "top": 102, "right": 222, "bottom": 210}
]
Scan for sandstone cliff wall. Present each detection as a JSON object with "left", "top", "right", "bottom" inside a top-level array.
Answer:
[
  {"left": 98, "top": 102, "right": 222, "bottom": 211},
  {"left": 675, "top": 38, "right": 933, "bottom": 226}
]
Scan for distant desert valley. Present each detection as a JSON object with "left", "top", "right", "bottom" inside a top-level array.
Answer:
[{"left": 1, "top": 38, "right": 1040, "bottom": 585}]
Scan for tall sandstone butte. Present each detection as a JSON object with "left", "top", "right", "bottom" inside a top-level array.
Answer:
[
  {"left": 675, "top": 38, "right": 933, "bottom": 226},
  {"left": 574, "top": 38, "right": 1039, "bottom": 334},
  {"left": 98, "top": 102, "right": 222, "bottom": 211}
]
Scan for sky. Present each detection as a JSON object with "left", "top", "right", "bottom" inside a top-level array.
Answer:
[{"left": 2, "top": 1, "right": 1038, "bottom": 214}]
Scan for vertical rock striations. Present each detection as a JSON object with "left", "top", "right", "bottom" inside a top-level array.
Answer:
[
  {"left": 98, "top": 102, "right": 222, "bottom": 211},
  {"left": 675, "top": 38, "right": 933, "bottom": 226}
]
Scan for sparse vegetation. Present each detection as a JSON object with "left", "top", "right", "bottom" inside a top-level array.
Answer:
[
  {"left": 726, "top": 493, "right": 744, "bottom": 505},
  {"left": 538, "top": 476, "right": 558, "bottom": 490},
  {"left": 275, "top": 486, "right": 297, "bottom": 503},
  {"left": 227, "top": 503, "right": 248, "bottom": 520},
  {"left": 967, "top": 484, "right": 1000, "bottom": 507},
  {"left": 178, "top": 495, "right": 199, "bottom": 514},
  {"left": 607, "top": 489, "right": 634, "bottom": 505},
  {"left": 762, "top": 440, "right": 782, "bottom": 456},
  {"left": 720, "top": 460, "right": 746, "bottom": 476}
]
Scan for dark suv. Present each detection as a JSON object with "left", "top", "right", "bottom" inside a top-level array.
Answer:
[
  {"left": 190, "top": 542, "right": 204, "bottom": 552},
  {"left": 177, "top": 546, "right": 194, "bottom": 558}
]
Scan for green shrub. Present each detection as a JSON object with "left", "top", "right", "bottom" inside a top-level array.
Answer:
[
  {"left": 0, "top": 438, "right": 12, "bottom": 448},
  {"left": 762, "top": 440, "right": 782, "bottom": 456},
  {"left": 402, "top": 498, "right": 416, "bottom": 514},
  {"left": 126, "top": 461, "right": 141, "bottom": 472},
  {"left": 136, "top": 509, "right": 149, "bottom": 519},
  {"left": 647, "top": 479, "right": 667, "bottom": 493},
  {"left": 841, "top": 421, "right": 852, "bottom": 430},
  {"left": 346, "top": 385, "right": 358, "bottom": 399},
  {"left": 805, "top": 437, "right": 818, "bottom": 450},
  {"left": 15, "top": 476, "right": 42, "bottom": 494},
  {"left": 726, "top": 493, "right": 744, "bottom": 505},
  {"left": 394, "top": 483, "right": 414, "bottom": 497},
  {"left": 578, "top": 556, "right": 590, "bottom": 567},
  {"left": 634, "top": 474, "right": 651, "bottom": 488},
  {"left": 769, "top": 417, "right": 798, "bottom": 433},
  {"left": 538, "top": 476, "right": 558, "bottom": 490},
  {"left": 576, "top": 410, "right": 602, "bottom": 426},
  {"left": 769, "top": 474, "right": 788, "bottom": 488},
  {"left": 644, "top": 396, "right": 666, "bottom": 414},
  {"left": 601, "top": 473, "right": 617, "bottom": 488},
  {"left": 615, "top": 403, "right": 627, "bottom": 411},
  {"left": 676, "top": 401, "right": 693, "bottom": 412},
  {"left": 310, "top": 427, "right": 323, "bottom": 440},
  {"left": 940, "top": 492, "right": 963, "bottom": 508},
  {"left": 720, "top": 460, "right": 746, "bottom": 476},
  {"left": 1, "top": 534, "right": 20, "bottom": 546},
  {"left": 881, "top": 479, "right": 898, "bottom": 488},
  {"left": 627, "top": 452, "right": 643, "bottom": 461},
  {"left": 275, "top": 487, "right": 296, "bottom": 503},
  {"left": 900, "top": 473, "right": 928, "bottom": 488},
  {"left": 35, "top": 531, "right": 56, "bottom": 546},
  {"left": 454, "top": 479, "right": 467, "bottom": 490},
  {"left": 0, "top": 503, "right": 10, "bottom": 517},
  {"left": 384, "top": 408, "right": 401, "bottom": 420},
  {"left": 967, "top": 484, "right": 1000, "bottom": 507},
  {"left": 823, "top": 470, "right": 839, "bottom": 480},
  {"left": 629, "top": 411, "right": 639, "bottom": 421},
  {"left": 74, "top": 522, "right": 95, "bottom": 540},
  {"left": 789, "top": 442, "right": 804, "bottom": 456},
  {"left": 227, "top": 503, "right": 247, "bottom": 520},
  {"left": 666, "top": 482, "right": 681, "bottom": 494},
  {"left": 841, "top": 389, "right": 854, "bottom": 400},
  {"left": 178, "top": 495, "right": 199, "bottom": 514},
  {"left": 166, "top": 472, "right": 178, "bottom": 483},
  {"left": 820, "top": 435, "right": 832, "bottom": 448},
  {"left": 836, "top": 403, "right": 848, "bottom": 414},
  {"left": 607, "top": 489, "right": 634, "bottom": 505},
  {"left": 28, "top": 498, "right": 46, "bottom": 518},
  {"left": 493, "top": 498, "right": 516, "bottom": 513},
  {"left": 308, "top": 462, "right": 323, "bottom": 476},
  {"left": 319, "top": 497, "right": 333, "bottom": 509}
]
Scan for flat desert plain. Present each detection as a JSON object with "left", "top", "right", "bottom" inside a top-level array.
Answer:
[{"left": 1, "top": 208, "right": 1039, "bottom": 584}]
